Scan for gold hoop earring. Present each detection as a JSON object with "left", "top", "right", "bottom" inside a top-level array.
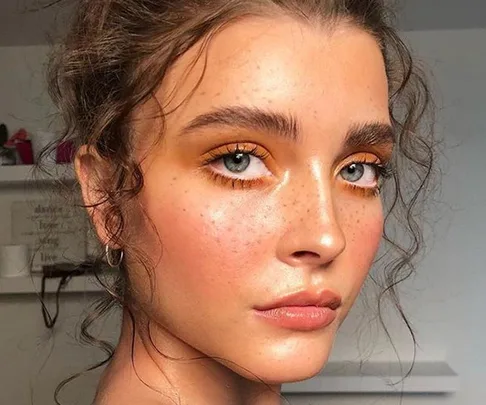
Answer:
[{"left": 105, "top": 245, "right": 124, "bottom": 268}]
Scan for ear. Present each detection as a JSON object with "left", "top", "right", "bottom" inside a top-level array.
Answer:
[{"left": 75, "top": 145, "right": 122, "bottom": 249}]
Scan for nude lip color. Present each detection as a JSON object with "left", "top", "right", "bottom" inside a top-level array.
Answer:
[
  {"left": 253, "top": 289, "right": 341, "bottom": 331},
  {"left": 254, "top": 306, "right": 337, "bottom": 331}
]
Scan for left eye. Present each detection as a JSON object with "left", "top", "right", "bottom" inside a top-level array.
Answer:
[{"left": 340, "top": 163, "right": 378, "bottom": 187}]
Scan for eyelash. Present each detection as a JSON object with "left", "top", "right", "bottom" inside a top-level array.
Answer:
[
  {"left": 344, "top": 159, "right": 393, "bottom": 197},
  {"left": 202, "top": 144, "right": 393, "bottom": 194},
  {"left": 202, "top": 144, "right": 271, "bottom": 189}
]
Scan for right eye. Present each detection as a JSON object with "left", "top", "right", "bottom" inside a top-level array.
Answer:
[{"left": 204, "top": 144, "right": 272, "bottom": 183}]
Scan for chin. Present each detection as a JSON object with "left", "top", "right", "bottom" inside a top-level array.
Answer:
[{"left": 236, "top": 335, "right": 334, "bottom": 385}]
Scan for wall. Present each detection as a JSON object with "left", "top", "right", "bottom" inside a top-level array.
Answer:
[
  {"left": 0, "top": 28, "right": 484, "bottom": 405},
  {"left": 0, "top": 45, "right": 58, "bottom": 134}
]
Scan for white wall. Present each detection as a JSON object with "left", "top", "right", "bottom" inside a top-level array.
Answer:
[
  {"left": 0, "top": 45, "right": 58, "bottom": 134},
  {"left": 0, "top": 28, "right": 485, "bottom": 405}
]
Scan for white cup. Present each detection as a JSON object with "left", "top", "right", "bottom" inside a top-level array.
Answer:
[{"left": 0, "top": 245, "right": 31, "bottom": 278}]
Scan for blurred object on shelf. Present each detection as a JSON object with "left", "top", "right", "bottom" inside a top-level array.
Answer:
[
  {"left": 3, "top": 128, "right": 34, "bottom": 165},
  {"left": 4, "top": 128, "right": 28, "bottom": 147},
  {"left": 0, "top": 123, "right": 16, "bottom": 166},
  {"left": 0, "top": 244, "right": 31, "bottom": 278},
  {"left": 15, "top": 139, "right": 34, "bottom": 164},
  {"left": 56, "top": 140, "right": 75, "bottom": 163}
]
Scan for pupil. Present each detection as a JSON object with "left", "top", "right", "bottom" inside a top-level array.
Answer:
[
  {"left": 224, "top": 152, "right": 250, "bottom": 173},
  {"left": 340, "top": 163, "right": 364, "bottom": 182},
  {"left": 233, "top": 153, "right": 244, "bottom": 164}
]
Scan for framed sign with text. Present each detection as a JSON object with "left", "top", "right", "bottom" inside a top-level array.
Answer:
[{"left": 11, "top": 199, "right": 88, "bottom": 272}]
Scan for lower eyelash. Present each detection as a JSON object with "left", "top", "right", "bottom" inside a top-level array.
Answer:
[
  {"left": 343, "top": 161, "right": 393, "bottom": 197},
  {"left": 204, "top": 169, "right": 266, "bottom": 189},
  {"left": 346, "top": 184, "right": 381, "bottom": 197}
]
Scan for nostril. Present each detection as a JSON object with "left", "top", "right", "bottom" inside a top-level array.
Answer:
[{"left": 292, "top": 251, "right": 320, "bottom": 259}]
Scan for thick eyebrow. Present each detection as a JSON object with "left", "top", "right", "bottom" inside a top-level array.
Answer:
[
  {"left": 180, "top": 105, "right": 394, "bottom": 149},
  {"left": 179, "top": 106, "right": 300, "bottom": 142},
  {"left": 344, "top": 122, "right": 395, "bottom": 150}
]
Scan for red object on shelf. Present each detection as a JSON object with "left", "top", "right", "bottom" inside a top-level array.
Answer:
[
  {"left": 56, "top": 140, "right": 75, "bottom": 163},
  {"left": 5, "top": 128, "right": 28, "bottom": 148},
  {"left": 15, "top": 140, "right": 34, "bottom": 164}
]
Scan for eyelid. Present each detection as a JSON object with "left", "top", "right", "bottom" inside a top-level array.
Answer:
[
  {"left": 336, "top": 144, "right": 393, "bottom": 167},
  {"left": 200, "top": 142, "right": 279, "bottom": 174},
  {"left": 335, "top": 152, "right": 384, "bottom": 175}
]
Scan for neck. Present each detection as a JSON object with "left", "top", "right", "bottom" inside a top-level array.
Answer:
[{"left": 96, "top": 309, "right": 283, "bottom": 405}]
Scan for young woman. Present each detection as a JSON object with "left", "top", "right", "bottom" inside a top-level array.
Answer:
[{"left": 47, "top": 1, "right": 435, "bottom": 404}]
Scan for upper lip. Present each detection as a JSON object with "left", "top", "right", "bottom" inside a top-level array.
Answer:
[{"left": 255, "top": 289, "right": 342, "bottom": 311}]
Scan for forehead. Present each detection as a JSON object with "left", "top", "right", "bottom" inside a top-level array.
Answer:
[{"left": 155, "top": 17, "right": 390, "bottom": 139}]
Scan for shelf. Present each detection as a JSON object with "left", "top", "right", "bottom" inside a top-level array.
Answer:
[
  {"left": 0, "top": 164, "right": 75, "bottom": 185},
  {"left": 0, "top": 272, "right": 111, "bottom": 294},
  {"left": 281, "top": 361, "right": 458, "bottom": 394}
]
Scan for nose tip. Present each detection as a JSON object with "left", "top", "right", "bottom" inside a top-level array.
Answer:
[{"left": 277, "top": 222, "right": 346, "bottom": 268}]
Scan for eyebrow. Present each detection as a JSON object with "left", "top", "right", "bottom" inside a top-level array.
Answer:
[
  {"left": 180, "top": 106, "right": 300, "bottom": 142},
  {"left": 179, "top": 105, "right": 394, "bottom": 147},
  {"left": 344, "top": 122, "right": 395, "bottom": 150}
]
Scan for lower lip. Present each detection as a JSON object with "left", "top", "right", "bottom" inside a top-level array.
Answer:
[{"left": 254, "top": 306, "right": 337, "bottom": 331}]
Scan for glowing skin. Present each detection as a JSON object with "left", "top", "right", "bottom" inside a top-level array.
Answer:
[{"left": 78, "top": 17, "right": 393, "bottom": 405}]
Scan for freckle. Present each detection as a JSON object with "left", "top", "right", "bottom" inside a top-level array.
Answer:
[
  {"left": 283, "top": 204, "right": 287, "bottom": 208},
  {"left": 172, "top": 177, "right": 177, "bottom": 181},
  {"left": 183, "top": 208, "right": 187, "bottom": 212},
  {"left": 307, "top": 208, "right": 311, "bottom": 213},
  {"left": 200, "top": 213, "right": 204, "bottom": 217},
  {"left": 200, "top": 91, "right": 207, "bottom": 96}
]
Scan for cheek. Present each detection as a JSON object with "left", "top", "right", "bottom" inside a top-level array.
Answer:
[
  {"left": 139, "top": 186, "right": 275, "bottom": 306},
  {"left": 339, "top": 202, "right": 383, "bottom": 303}
]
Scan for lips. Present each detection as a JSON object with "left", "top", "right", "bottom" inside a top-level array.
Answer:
[{"left": 254, "top": 289, "right": 342, "bottom": 311}]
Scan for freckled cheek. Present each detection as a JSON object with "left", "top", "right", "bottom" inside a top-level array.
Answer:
[
  {"left": 340, "top": 205, "right": 384, "bottom": 299},
  {"left": 148, "top": 196, "right": 274, "bottom": 299}
]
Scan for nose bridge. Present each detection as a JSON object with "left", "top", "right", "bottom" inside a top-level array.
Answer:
[
  {"left": 293, "top": 159, "right": 335, "bottom": 224},
  {"left": 277, "top": 160, "right": 346, "bottom": 267}
]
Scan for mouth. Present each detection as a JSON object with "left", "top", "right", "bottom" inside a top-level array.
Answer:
[{"left": 253, "top": 289, "right": 342, "bottom": 331}]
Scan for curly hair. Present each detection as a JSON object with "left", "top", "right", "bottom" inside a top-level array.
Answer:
[{"left": 40, "top": 0, "right": 437, "bottom": 403}]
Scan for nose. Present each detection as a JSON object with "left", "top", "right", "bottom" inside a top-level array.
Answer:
[{"left": 276, "top": 176, "right": 346, "bottom": 269}]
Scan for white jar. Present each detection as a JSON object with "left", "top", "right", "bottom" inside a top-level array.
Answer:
[{"left": 0, "top": 244, "right": 31, "bottom": 278}]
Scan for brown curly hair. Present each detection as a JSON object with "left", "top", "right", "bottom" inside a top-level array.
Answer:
[{"left": 40, "top": 0, "right": 437, "bottom": 403}]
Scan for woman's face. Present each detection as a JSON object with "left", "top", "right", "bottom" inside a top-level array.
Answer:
[{"left": 100, "top": 18, "right": 392, "bottom": 383}]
